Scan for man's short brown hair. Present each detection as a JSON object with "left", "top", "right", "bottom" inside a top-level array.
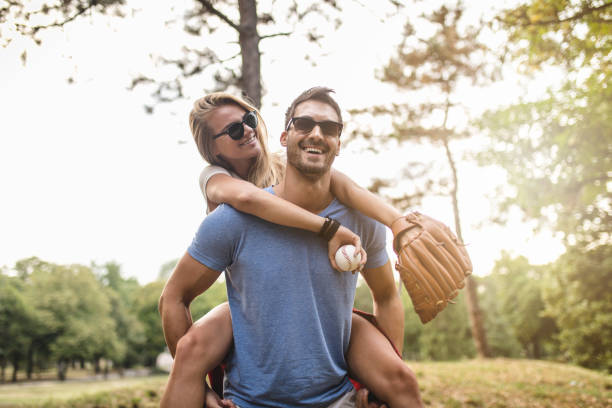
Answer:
[{"left": 284, "top": 87, "right": 342, "bottom": 132}]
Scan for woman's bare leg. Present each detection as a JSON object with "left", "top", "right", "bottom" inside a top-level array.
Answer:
[
  {"left": 161, "top": 302, "right": 233, "bottom": 408},
  {"left": 347, "top": 313, "right": 423, "bottom": 408}
]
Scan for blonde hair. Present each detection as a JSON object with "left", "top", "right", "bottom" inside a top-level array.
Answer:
[{"left": 189, "top": 92, "right": 284, "bottom": 188}]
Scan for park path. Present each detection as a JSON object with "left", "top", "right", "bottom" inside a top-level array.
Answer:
[{"left": 0, "top": 368, "right": 152, "bottom": 389}]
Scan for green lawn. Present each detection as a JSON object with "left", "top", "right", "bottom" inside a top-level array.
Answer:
[
  {"left": 0, "top": 375, "right": 168, "bottom": 408},
  {"left": 411, "top": 359, "right": 612, "bottom": 408},
  {"left": 0, "top": 359, "right": 610, "bottom": 407}
]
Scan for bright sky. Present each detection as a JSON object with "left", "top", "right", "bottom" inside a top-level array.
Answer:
[{"left": 0, "top": 1, "right": 565, "bottom": 283}]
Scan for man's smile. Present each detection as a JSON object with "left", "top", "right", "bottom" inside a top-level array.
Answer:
[{"left": 300, "top": 143, "right": 326, "bottom": 155}]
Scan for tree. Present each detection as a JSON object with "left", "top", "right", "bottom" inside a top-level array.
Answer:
[
  {"left": 190, "top": 280, "right": 228, "bottom": 321},
  {"left": 478, "top": 82, "right": 611, "bottom": 247},
  {"left": 480, "top": 0, "right": 611, "bottom": 247},
  {"left": 352, "top": 2, "right": 495, "bottom": 357},
  {"left": 95, "top": 262, "right": 146, "bottom": 370},
  {"left": 496, "top": 0, "right": 612, "bottom": 73},
  {"left": 480, "top": 253, "right": 558, "bottom": 359},
  {"left": 479, "top": 1, "right": 611, "bottom": 371},
  {"left": 2, "top": 0, "right": 402, "bottom": 108},
  {"left": 133, "top": 281, "right": 166, "bottom": 366},
  {"left": 24, "top": 262, "right": 121, "bottom": 380},
  {"left": 12, "top": 257, "right": 58, "bottom": 380},
  {"left": 542, "top": 244, "right": 612, "bottom": 372},
  {"left": 0, "top": 274, "right": 32, "bottom": 382},
  {"left": 419, "top": 292, "right": 475, "bottom": 361}
]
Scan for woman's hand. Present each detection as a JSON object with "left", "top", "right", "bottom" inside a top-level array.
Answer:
[
  {"left": 355, "top": 388, "right": 388, "bottom": 408},
  {"left": 328, "top": 225, "right": 367, "bottom": 273},
  {"left": 204, "top": 386, "right": 237, "bottom": 408}
]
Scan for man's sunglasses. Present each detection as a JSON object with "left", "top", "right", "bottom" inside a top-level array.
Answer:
[
  {"left": 213, "top": 110, "right": 258, "bottom": 140},
  {"left": 286, "top": 116, "right": 343, "bottom": 137}
]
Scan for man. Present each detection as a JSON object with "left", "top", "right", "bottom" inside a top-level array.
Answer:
[{"left": 160, "top": 87, "right": 421, "bottom": 407}]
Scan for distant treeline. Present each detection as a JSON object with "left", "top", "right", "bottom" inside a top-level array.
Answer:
[
  {"left": 355, "top": 244, "right": 611, "bottom": 373},
  {"left": 0, "top": 257, "right": 225, "bottom": 382},
  {"left": 1, "top": 244, "right": 610, "bottom": 382}
]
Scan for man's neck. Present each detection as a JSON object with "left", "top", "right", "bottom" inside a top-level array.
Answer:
[{"left": 274, "top": 166, "right": 334, "bottom": 214}]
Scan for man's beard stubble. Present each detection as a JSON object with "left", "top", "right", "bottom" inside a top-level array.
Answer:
[{"left": 285, "top": 141, "right": 336, "bottom": 180}]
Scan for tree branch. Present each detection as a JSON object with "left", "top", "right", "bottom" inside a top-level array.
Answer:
[
  {"left": 350, "top": 0, "right": 403, "bottom": 23},
  {"left": 520, "top": 2, "right": 612, "bottom": 27},
  {"left": 259, "top": 31, "right": 291, "bottom": 40},
  {"left": 196, "top": 0, "right": 240, "bottom": 32},
  {"left": 219, "top": 51, "right": 241, "bottom": 63},
  {"left": 24, "top": 1, "right": 98, "bottom": 33}
]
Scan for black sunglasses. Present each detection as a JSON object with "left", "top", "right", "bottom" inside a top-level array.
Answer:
[
  {"left": 213, "top": 110, "right": 258, "bottom": 140},
  {"left": 286, "top": 116, "right": 343, "bottom": 137}
]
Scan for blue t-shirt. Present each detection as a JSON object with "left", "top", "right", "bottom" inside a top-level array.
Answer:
[{"left": 188, "top": 187, "right": 388, "bottom": 408}]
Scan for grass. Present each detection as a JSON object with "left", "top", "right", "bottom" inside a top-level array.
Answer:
[
  {"left": 0, "top": 375, "right": 167, "bottom": 408},
  {"left": 410, "top": 358, "right": 612, "bottom": 408},
  {"left": 0, "top": 359, "right": 610, "bottom": 407}
]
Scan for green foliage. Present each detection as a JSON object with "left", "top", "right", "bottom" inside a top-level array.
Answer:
[
  {"left": 353, "top": 281, "right": 375, "bottom": 314},
  {"left": 132, "top": 281, "right": 167, "bottom": 367},
  {"left": 400, "top": 288, "right": 424, "bottom": 360},
  {"left": 484, "top": 0, "right": 612, "bottom": 247},
  {"left": 354, "top": 3, "right": 495, "bottom": 357},
  {"left": 0, "top": 274, "right": 32, "bottom": 379},
  {"left": 542, "top": 244, "right": 612, "bottom": 372},
  {"left": 354, "top": 282, "right": 475, "bottom": 360},
  {"left": 497, "top": 0, "right": 612, "bottom": 73},
  {"left": 190, "top": 280, "right": 228, "bottom": 321},
  {"left": 24, "top": 263, "right": 122, "bottom": 366},
  {"left": 478, "top": 274, "right": 524, "bottom": 358},
  {"left": 419, "top": 291, "right": 476, "bottom": 361},
  {"left": 95, "top": 262, "right": 146, "bottom": 368},
  {"left": 479, "top": 254, "right": 559, "bottom": 358},
  {"left": 478, "top": 82, "right": 612, "bottom": 245},
  {"left": 0, "top": 258, "right": 170, "bottom": 381}
]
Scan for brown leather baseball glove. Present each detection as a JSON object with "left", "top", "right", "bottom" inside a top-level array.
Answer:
[{"left": 391, "top": 212, "right": 472, "bottom": 323}]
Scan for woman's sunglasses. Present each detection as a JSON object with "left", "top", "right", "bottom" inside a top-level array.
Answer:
[
  {"left": 286, "top": 116, "right": 343, "bottom": 137},
  {"left": 213, "top": 110, "right": 258, "bottom": 140}
]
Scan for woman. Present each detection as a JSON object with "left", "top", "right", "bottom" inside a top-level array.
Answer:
[{"left": 161, "top": 91, "right": 422, "bottom": 408}]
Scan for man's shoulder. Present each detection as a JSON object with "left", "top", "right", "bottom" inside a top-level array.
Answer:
[
  {"left": 203, "top": 200, "right": 269, "bottom": 231},
  {"left": 205, "top": 202, "right": 248, "bottom": 223}
]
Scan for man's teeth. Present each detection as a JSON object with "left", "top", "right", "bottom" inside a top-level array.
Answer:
[{"left": 304, "top": 147, "right": 323, "bottom": 154}]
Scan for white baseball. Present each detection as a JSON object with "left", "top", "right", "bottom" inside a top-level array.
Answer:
[{"left": 334, "top": 244, "right": 362, "bottom": 272}]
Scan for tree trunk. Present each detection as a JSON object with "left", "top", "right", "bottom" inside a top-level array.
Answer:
[
  {"left": 1, "top": 356, "right": 6, "bottom": 383},
  {"left": 238, "top": 0, "right": 262, "bottom": 108},
  {"left": 26, "top": 345, "right": 33, "bottom": 380},
  {"left": 533, "top": 341, "right": 541, "bottom": 359},
  {"left": 57, "top": 359, "right": 67, "bottom": 381},
  {"left": 442, "top": 134, "right": 491, "bottom": 358},
  {"left": 11, "top": 357, "right": 18, "bottom": 382}
]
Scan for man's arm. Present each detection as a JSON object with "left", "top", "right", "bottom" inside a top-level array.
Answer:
[
  {"left": 360, "top": 261, "right": 405, "bottom": 354},
  {"left": 159, "top": 252, "right": 222, "bottom": 357}
]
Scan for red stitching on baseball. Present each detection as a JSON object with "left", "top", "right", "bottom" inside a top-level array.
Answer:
[{"left": 341, "top": 246, "right": 353, "bottom": 269}]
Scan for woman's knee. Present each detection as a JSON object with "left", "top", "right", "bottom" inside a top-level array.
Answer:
[
  {"left": 175, "top": 305, "right": 233, "bottom": 367},
  {"left": 174, "top": 331, "right": 207, "bottom": 363}
]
